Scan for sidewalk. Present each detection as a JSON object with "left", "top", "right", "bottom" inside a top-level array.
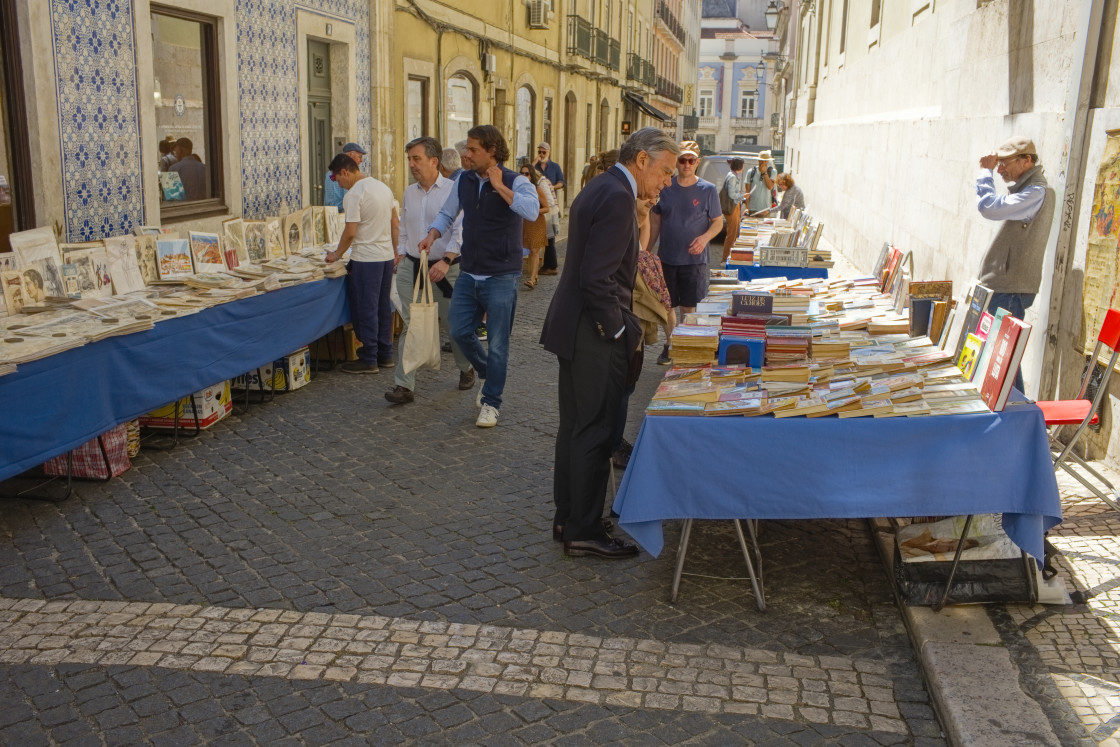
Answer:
[{"left": 826, "top": 239, "right": 1120, "bottom": 746}]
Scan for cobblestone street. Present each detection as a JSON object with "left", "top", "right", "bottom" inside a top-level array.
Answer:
[{"left": 0, "top": 242, "right": 946, "bottom": 744}]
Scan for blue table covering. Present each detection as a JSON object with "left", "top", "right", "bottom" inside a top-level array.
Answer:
[
  {"left": 726, "top": 263, "right": 830, "bottom": 282},
  {"left": 0, "top": 277, "right": 348, "bottom": 481},
  {"left": 615, "top": 403, "right": 1062, "bottom": 563}
]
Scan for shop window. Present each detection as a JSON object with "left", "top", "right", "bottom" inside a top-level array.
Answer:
[{"left": 151, "top": 6, "right": 224, "bottom": 220}]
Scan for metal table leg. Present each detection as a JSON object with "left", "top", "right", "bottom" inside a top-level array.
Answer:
[
  {"left": 735, "top": 519, "right": 766, "bottom": 611},
  {"left": 933, "top": 513, "right": 974, "bottom": 612},
  {"left": 670, "top": 518, "right": 693, "bottom": 603}
]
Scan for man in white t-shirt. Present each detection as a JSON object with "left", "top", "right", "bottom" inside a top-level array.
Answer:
[{"left": 325, "top": 154, "right": 400, "bottom": 374}]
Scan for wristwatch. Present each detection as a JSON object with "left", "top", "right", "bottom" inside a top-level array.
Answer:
[{"left": 442, "top": 256, "right": 454, "bottom": 265}]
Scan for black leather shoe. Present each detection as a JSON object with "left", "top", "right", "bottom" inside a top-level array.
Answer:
[
  {"left": 384, "top": 385, "right": 414, "bottom": 405},
  {"left": 564, "top": 537, "right": 639, "bottom": 559},
  {"left": 458, "top": 368, "right": 476, "bottom": 390},
  {"left": 553, "top": 518, "right": 615, "bottom": 542}
]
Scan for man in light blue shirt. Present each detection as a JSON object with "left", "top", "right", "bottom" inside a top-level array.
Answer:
[
  {"left": 323, "top": 142, "right": 367, "bottom": 209},
  {"left": 419, "top": 125, "right": 539, "bottom": 428},
  {"left": 975, "top": 135, "right": 1055, "bottom": 393}
]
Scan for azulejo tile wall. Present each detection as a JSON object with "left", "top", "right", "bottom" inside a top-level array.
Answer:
[
  {"left": 51, "top": 0, "right": 145, "bottom": 241},
  {"left": 49, "top": 0, "right": 372, "bottom": 236},
  {"left": 236, "top": 0, "right": 371, "bottom": 219}
]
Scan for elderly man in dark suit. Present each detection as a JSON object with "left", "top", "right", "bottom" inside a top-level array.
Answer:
[{"left": 540, "top": 127, "right": 679, "bottom": 559}]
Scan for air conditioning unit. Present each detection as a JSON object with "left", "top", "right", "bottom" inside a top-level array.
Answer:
[
  {"left": 528, "top": 0, "right": 549, "bottom": 29},
  {"left": 482, "top": 53, "right": 497, "bottom": 73}
]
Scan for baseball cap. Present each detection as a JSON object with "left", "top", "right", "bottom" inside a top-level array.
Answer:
[
  {"left": 678, "top": 141, "right": 701, "bottom": 158},
  {"left": 341, "top": 142, "right": 367, "bottom": 155},
  {"left": 995, "top": 136, "right": 1036, "bottom": 159}
]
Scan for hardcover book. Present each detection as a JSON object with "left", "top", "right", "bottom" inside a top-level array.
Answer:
[
  {"left": 731, "top": 290, "right": 774, "bottom": 316},
  {"left": 979, "top": 315, "right": 1031, "bottom": 411},
  {"left": 956, "top": 333, "right": 985, "bottom": 380},
  {"left": 952, "top": 282, "right": 993, "bottom": 362}
]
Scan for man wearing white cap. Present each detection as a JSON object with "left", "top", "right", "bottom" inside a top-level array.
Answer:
[
  {"left": 976, "top": 135, "right": 1055, "bottom": 390},
  {"left": 744, "top": 150, "right": 776, "bottom": 217}
]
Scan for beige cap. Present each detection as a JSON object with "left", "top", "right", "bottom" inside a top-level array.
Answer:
[
  {"left": 678, "top": 140, "right": 701, "bottom": 157},
  {"left": 757, "top": 150, "right": 772, "bottom": 160},
  {"left": 996, "top": 136, "right": 1036, "bottom": 159}
]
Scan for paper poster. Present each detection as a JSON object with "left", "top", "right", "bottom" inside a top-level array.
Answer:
[{"left": 1081, "top": 131, "right": 1120, "bottom": 354}]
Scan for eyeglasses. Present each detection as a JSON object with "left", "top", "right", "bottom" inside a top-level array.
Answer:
[
  {"left": 677, "top": 156, "right": 697, "bottom": 164},
  {"left": 537, "top": 149, "right": 548, "bottom": 154}
]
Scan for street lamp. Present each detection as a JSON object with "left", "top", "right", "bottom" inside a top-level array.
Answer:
[{"left": 765, "top": 1, "right": 780, "bottom": 31}]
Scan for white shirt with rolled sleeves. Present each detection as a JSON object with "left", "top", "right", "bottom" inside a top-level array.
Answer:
[{"left": 398, "top": 175, "right": 462, "bottom": 260}]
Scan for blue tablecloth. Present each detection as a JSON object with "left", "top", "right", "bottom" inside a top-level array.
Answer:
[
  {"left": 726, "top": 263, "right": 830, "bottom": 282},
  {"left": 0, "top": 277, "right": 349, "bottom": 481},
  {"left": 615, "top": 403, "right": 1062, "bottom": 563}
]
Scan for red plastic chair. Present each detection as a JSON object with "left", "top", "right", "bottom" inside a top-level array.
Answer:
[{"left": 1036, "top": 308, "right": 1120, "bottom": 512}]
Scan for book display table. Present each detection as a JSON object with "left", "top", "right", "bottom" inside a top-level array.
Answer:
[
  {"left": 0, "top": 277, "right": 349, "bottom": 482},
  {"left": 614, "top": 401, "right": 1062, "bottom": 608},
  {"left": 724, "top": 263, "right": 829, "bottom": 282}
]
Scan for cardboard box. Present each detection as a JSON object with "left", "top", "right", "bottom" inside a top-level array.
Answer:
[
  {"left": 233, "top": 347, "right": 312, "bottom": 392},
  {"left": 309, "top": 324, "right": 360, "bottom": 363},
  {"left": 140, "top": 381, "right": 232, "bottom": 430}
]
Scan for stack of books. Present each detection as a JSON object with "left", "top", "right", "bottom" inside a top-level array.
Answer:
[{"left": 668, "top": 325, "right": 720, "bottom": 365}]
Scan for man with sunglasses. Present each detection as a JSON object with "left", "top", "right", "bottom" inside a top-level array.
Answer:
[
  {"left": 647, "top": 141, "right": 723, "bottom": 365},
  {"left": 975, "top": 135, "right": 1055, "bottom": 392}
]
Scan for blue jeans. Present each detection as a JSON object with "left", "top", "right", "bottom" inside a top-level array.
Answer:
[
  {"left": 449, "top": 273, "right": 519, "bottom": 409},
  {"left": 347, "top": 259, "right": 395, "bottom": 364},
  {"left": 987, "top": 292, "right": 1035, "bottom": 393}
]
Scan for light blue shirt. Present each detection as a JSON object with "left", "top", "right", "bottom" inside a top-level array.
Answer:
[
  {"left": 324, "top": 171, "right": 346, "bottom": 209},
  {"left": 976, "top": 169, "right": 1046, "bottom": 222},
  {"left": 614, "top": 163, "right": 637, "bottom": 197},
  {"left": 428, "top": 170, "right": 540, "bottom": 239}
]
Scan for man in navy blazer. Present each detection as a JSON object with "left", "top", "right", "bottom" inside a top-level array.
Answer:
[{"left": 540, "top": 128, "right": 679, "bottom": 559}]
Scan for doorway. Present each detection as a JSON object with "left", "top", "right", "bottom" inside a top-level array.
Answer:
[
  {"left": 564, "top": 92, "right": 576, "bottom": 196},
  {"left": 307, "top": 39, "right": 332, "bottom": 206}
]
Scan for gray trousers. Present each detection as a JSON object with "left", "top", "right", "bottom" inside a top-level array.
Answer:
[{"left": 394, "top": 258, "right": 471, "bottom": 391}]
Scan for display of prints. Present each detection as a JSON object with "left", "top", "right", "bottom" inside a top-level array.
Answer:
[
  {"left": 188, "top": 231, "right": 226, "bottom": 274},
  {"left": 105, "top": 235, "right": 146, "bottom": 295},
  {"left": 156, "top": 238, "right": 194, "bottom": 279},
  {"left": 264, "top": 218, "right": 285, "bottom": 259},
  {"left": 300, "top": 207, "right": 314, "bottom": 249},
  {"left": 326, "top": 206, "right": 345, "bottom": 244},
  {"left": 1081, "top": 131, "right": 1120, "bottom": 356},
  {"left": 222, "top": 218, "right": 247, "bottom": 269},
  {"left": 0, "top": 269, "right": 23, "bottom": 314},
  {"left": 134, "top": 225, "right": 163, "bottom": 236},
  {"left": 9, "top": 226, "right": 60, "bottom": 267},
  {"left": 283, "top": 212, "right": 302, "bottom": 256},
  {"left": 159, "top": 171, "right": 185, "bottom": 201},
  {"left": 313, "top": 206, "right": 328, "bottom": 245},
  {"left": 61, "top": 263, "right": 82, "bottom": 298},
  {"left": 60, "top": 244, "right": 113, "bottom": 299},
  {"left": 134, "top": 235, "right": 160, "bottom": 285},
  {"left": 244, "top": 220, "right": 268, "bottom": 263}
]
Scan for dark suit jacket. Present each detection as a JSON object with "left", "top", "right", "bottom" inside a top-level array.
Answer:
[{"left": 540, "top": 165, "right": 641, "bottom": 361}]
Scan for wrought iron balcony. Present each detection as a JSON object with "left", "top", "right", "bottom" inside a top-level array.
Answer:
[
  {"left": 656, "top": 0, "right": 687, "bottom": 46},
  {"left": 567, "top": 15, "right": 592, "bottom": 60},
  {"left": 655, "top": 75, "right": 682, "bottom": 103},
  {"left": 681, "top": 114, "right": 699, "bottom": 131},
  {"left": 628, "top": 54, "right": 657, "bottom": 86}
]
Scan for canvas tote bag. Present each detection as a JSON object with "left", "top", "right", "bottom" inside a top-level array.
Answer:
[{"left": 401, "top": 251, "right": 442, "bottom": 374}]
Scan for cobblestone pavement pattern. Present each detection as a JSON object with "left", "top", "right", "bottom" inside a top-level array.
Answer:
[{"left": 0, "top": 240, "right": 950, "bottom": 743}]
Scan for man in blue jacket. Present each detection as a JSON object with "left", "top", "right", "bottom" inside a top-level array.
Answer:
[{"left": 419, "top": 125, "right": 539, "bottom": 428}]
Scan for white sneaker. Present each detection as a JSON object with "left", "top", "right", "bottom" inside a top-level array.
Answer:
[
  {"left": 476, "top": 404, "right": 499, "bottom": 428},
  {"left": 476, "top": 385, "right": 484, "bottom": 408}
]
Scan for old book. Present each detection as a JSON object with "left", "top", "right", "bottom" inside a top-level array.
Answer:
[
  {"left": 133, "top": 235, "right": 160, "bottom": 285},
  {"left": 956, "top": 333, "right": 985, "bottom": 380},
  {"left": 188, "top": 231, "right": 226, "bottom": 274},
  {"left": 952, "top": 282, "right": 994, "bottom": 362},
  {"left": 979, "top": 315, "right": 1031, "bottom": 411},
  {"left": 646, "top": 399, "right": 706, "bottom": 416},
  {"left": 838, "top": 397, "right": 894, "bottom": 417},
  {"left": 300, "top": 207, "right": 314, "bottom": 249},
  {"left": 652, "top": 380, "right": 722, "bottom": 403},
  {"left": 1, "top": 270, "right": 24, "bottom": 314}
]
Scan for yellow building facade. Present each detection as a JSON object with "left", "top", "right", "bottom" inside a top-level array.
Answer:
[{"left": 385, "top": 0, "right": 694, "bottom": 199}]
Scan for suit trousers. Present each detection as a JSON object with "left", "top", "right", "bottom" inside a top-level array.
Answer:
[{"left": 553, "top": 313, "right": 630, "bottom": 541}]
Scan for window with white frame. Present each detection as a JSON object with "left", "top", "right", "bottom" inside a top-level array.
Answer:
[
  {"left": 698, "top": 89, "right": 714, "bottom": 117},
  {"left": 739, "top": 89, "right": 757, "bottom": 118}
]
